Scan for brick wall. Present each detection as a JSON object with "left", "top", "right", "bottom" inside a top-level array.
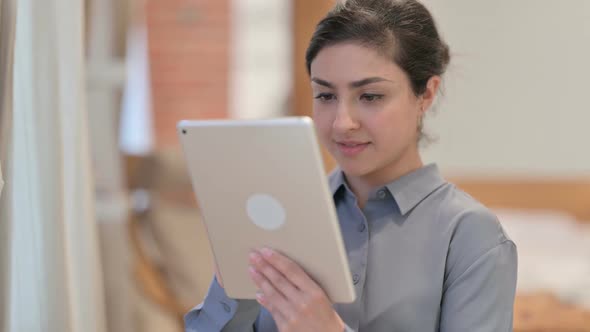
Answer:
[{"left": 146, "top": 0, "right": 230, "bottom": 148}]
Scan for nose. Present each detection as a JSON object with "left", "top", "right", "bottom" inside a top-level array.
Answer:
[{"left": 333, "top": 101, "right": 360, "bottom": 133}]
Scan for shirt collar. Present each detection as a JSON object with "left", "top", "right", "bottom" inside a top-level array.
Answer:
[
  {"left": 328, "top": 164, "right": 446, "bottom": 215},
  {"left": 385, "top": 164, "right": 446, "bottom": 215},
  {"left": 328, "top": 167, "right": 346, "bottom": 196}
]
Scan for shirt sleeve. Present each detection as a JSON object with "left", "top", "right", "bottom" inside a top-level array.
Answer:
[
  {"left": 185, "top": 277, "right": 261, "bottom": 332},
  {"left": 440, "top": 240, "right": 517, "bottom": 332}
]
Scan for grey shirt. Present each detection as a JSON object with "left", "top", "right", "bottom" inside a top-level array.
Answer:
[{"left": 185, "top": 164, "right": 517, "bottom": 332}]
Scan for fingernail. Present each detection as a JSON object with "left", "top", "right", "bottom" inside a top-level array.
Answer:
[{"left": 261, "top": 247, "right": 273, "bottom": 258}]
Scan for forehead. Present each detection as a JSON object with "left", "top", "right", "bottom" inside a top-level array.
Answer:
[{"left": 310, "top": 42, "right": 405, "bottom": 84}]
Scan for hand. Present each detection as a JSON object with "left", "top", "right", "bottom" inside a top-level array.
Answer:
[{"left": 248, "top": 248, "right": 345, "bottom": 332}]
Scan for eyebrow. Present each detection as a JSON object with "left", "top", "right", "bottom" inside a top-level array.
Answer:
[{"left": 311, "top": 77, "right": 392, "bottom": 89}]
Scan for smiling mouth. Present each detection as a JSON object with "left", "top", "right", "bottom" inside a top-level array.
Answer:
[
  {"left": 335, "top": 141, "right": 371, "bottom": 156},
  {"left": 338, "top": 142, "right": 369, "bottom": 146}
]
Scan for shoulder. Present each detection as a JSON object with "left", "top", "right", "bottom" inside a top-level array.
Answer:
[
  {"left": 429, "top": 182, "right": 516, "bottom": 282},
  {"left": 429, "top": 182, "right": 515, "bottom": 266},
  {"left": 433, "top": 182, "right": 512, "bottom": 247}
]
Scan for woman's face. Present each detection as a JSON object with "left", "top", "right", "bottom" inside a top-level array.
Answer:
[{"left": 311, "top": 42, "right": 435, "bottom": 183}]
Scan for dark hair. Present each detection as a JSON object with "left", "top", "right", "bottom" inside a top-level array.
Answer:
[{"left": 305, "top": 0, "right": 450, "bottom": 97}]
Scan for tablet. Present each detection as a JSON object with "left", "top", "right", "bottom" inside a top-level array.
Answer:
[{"left": 177, "top": 117, "right": 355, "bottom": 303}]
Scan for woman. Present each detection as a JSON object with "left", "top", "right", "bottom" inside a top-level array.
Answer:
[{"left": 186, "top": 0, "right": 517, "bottom": 331}]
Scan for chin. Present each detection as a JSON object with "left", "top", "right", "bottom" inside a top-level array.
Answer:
[{"left": 337, "top": 159, "right": 375, "bottom": 178}]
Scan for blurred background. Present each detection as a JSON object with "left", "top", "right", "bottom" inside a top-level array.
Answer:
[{"left": 1, "top": 0, "right": 589, "bottom": 331}]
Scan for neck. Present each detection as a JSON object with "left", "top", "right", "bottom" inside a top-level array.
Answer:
[{"left": 346, "top": 149, "right": 423, "bottom": 209}]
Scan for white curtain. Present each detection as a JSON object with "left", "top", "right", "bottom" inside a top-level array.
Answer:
[
  {"left": 119, "top": 21, "right": 154, "bottom": 156},
  {"left": 5, "top": 0, "right": 107, "bottom": 331}
]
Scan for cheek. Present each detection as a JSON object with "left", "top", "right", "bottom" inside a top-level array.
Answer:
[{"left": 365, "top": 104, "right": 418, "bottom": 143}]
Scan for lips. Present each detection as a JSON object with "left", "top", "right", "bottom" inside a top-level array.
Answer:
[{"left": 335, "top": 141, "right": 370, "bottom": 157}]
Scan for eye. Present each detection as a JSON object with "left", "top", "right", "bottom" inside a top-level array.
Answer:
[
  {"left": 314, "top": 93, "right": 336, "bottom": 102},
  {"left": 360, "top": 93, "right": 384, "bottom": 102}
]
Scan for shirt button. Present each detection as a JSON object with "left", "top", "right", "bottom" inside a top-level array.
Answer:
[
  {"left": 357, "top": 223, "right": 366, "bottom": 232},
  {"left": 377, "top": 189, "right": 387, "bottom": 199},
  {"left": 353, "top": 274, "right": 360, "bottom": 285},
  {"left": 221, "top": 301, "right": 231, "bottom": 313}
]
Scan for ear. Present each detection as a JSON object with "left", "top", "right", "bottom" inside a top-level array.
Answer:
[{"left": 419, "top": 76, "right": 441, "bottom": 115}]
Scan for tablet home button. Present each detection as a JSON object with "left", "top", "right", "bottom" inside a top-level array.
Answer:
[{"left": 246, "top": 194, "right": 286, "bottom": 231}]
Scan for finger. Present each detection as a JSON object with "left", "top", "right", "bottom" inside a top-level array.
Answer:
[
  {"left": 255, "top": 291, "right": 287, "bottom": 326},
  {"left": 249, "top": 251, "right": 302, "bottom": 301},
  {"left": 256, "top": 291, "right": 298, "bottom": 332},
  {"left": 258, "top": 247, "right": 322, "bottom": 293},
  {"left": 249, "top": 266, "right": 294, "bottom": 319}
]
